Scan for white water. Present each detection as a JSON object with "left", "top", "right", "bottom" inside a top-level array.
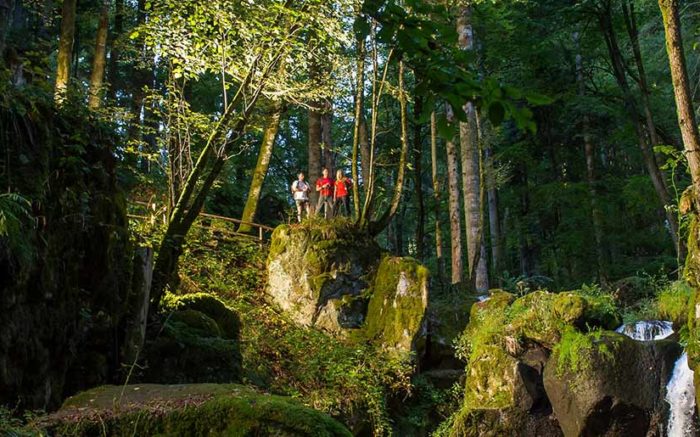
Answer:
[
  {"left": 666, "top": 353, "right": 697, "bottom": 437},
  {"left": 615, "top": 320, "right": 673, "bottom": 341},
  {"left": 615, "top": 321, "right": 696, "bottom": 436}
]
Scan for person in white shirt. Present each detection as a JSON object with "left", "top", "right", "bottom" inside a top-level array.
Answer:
[{"left": 291, "top": 172, "right": 311, "bottom": 222}]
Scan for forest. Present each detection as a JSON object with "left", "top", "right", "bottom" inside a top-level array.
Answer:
[{"left": 1, "top": 0, "right": 700, "bottom": 435}]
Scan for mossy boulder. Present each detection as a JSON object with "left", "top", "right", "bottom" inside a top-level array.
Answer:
[
  {"left": 445, "top": 289, "right": 624, "bottom": 436},
  {"left": 266, "top": 220, "right": 381, "bottom": 333},
  {"left": 143, "top": 303, "right": 241, "bottom": 384},
  {"left": 543, "top": 331, "right": 681, "bottom": 437},
  {"left": 362, "top": 256, "right": 430, "bottom": 359},
  {"left": 162, "top": 292, "right": 240, "bottom": 339},
  {"left": 41, "top": 384, "right": 352, "bottom": 436}
]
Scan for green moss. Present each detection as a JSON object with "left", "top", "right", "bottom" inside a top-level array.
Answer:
[
  {"left": 45, "top": 384, "right": 352, "bottom": 437},
  {"left": 463, "top": 345, "right": 517, "bottom": 410},
  {"left": 553, "top": 328, "right": 616, "bottom": 376},
  {"left": 657, "top": 281, "right": 693, "bottom": 326},
  {"left": 361, "top": 256, "right": 429, "bottom": 358},
  {"left": 162, "top": 292, "right": 240, "bottom": 339},
  {"left": 169, "top": 309, "right": 222, "bottom": 338}
]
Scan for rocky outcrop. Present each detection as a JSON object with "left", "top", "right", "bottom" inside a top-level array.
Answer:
[
  {"left": 266, "top": 220, "right": 429, "bottom": 359},
  {"left": 41, "top": 384, "right": 352, "bottom": 436},
  {"left": 141, "top": 293, "right": 242, "bottom": 384},
  {"left": 543, "top": 331, "right": 681, "bottom": 437},
  {"left": 446, "top": 290, "right": 623, "bottom": 436}
]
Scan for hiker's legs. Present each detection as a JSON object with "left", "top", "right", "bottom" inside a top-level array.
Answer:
[
  {"left": 342, "top": 196, "right": 349, "bottom": 216},
  {"left": 296, "top": 201, "right": 303, "bottom": 222}
]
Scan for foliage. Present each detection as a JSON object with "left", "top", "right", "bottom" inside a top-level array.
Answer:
[
  {"left": 0, "top": 193, "right": 35, "bottom": 270},
  {"left": 657, "top": 280, "right": 693, "bottom": 326}
]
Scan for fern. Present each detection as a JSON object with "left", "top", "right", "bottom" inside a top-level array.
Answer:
[{"left": 0, "top": 193, "right": 35, "bottom": 268}]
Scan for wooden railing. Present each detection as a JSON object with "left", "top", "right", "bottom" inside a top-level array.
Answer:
[{"left": 127, "top": 200, "right": 274, "bottom": 244}]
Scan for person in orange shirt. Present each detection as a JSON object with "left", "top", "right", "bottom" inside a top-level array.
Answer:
[
  {"left": 315, "top": 168, "right": 334, "bottom": 219},
  {"left": 333, "top": 169, "right": 353, "bottom": 217}
]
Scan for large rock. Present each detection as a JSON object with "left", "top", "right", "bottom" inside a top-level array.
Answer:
[
  {"left": 266, "top": 221, "right": 430, "bottom": 359},
  {"left": 543, "top": 331, "right": 681, "bottom": 437},
  {"left": 41, "top": 384, "right": 352, "bottom": 436},
  {"left": 142, "top": 293, "right": 242, "bottom": 384},
  {"left": 266, "top": 220, "right": 381, "bottom": 333},
  {"left": 362, "top": 255, "right": 430, "bottom": 359},
  {"left": 446, "top": 290, "right": 624, "bottom": 436}
]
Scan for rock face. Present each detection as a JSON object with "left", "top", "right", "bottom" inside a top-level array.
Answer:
[
  {"left": 266, "top": 221, "right": 381, "bottom": 332},
  {"left": 266, "top": 220, "right": 429, "bottom": 359},
  {"left": 42, "top": 384, "right": 352, "bottom": 436},
  {"left": 142, "top": 293, "right": 242, "bottom": 384},
  {"left": 543, "top": 332, "right": 681, "bottom": 437},
  {"left": 446, "top": 290, "right": 623, "bottom": 436}
]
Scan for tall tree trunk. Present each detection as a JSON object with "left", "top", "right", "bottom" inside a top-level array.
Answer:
[
  {"left": 360, "top": 117, "right": 370, "bottom": 193},
  {"left": 431, "top": 111, "right": 445, "bottom": 285},
  {"left": 599, "top": 4, "right": 681, "bottom": 255},
  {"left": 413, "top": 95, "right": 425, "bottom": 260},
  {"left": 308, "top": 100, "right": 322, "bottom": 211},
  {"left": 54, "top": 0, "right": 77, "bottom": 104},
  {"left": 575, "top": 33, "right": 607, "bottom": 282},
  {"left": 369, "top": 60, "right": 409, "bottom": 235},
  {"left": 88, "top": 0, "right": 110, "bottom": 110},
  {"left": 239, "top": 101, "right": 284, "bottom": 233},
  {"left": 482, "top": 121, "right": 501, "bottom": 282},
  {"left": 0, "top": 0, "right": 15, "bottom": 55},
  {"left": 107, "top": 0, "right": 124, "bottom": 100},
  {"left": 457, "top": 5, "right": 488, "bottom": 293},
  {"left": 351, "top": 25, "right": 365, "bottom": 219},
  {"left": 658, "top": 0, "right": 700, "bottom": 197},
  {"left": 321, "top": 100, "right": 334, "bottom": 176},
  {"left": 446, "top": 107, "right": 464, "bottom": 286}
]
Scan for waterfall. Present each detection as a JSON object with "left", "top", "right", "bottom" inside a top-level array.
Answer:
[
  {"left": 666, "top": 353, "right": 697, "bottom": 437},
  {"left": 615, "top": 320, "right": 673, "bottom": 341}
]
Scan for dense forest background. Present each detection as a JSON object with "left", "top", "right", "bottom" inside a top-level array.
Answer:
[{"left": 2, "top": 0, "right": 700, "bottom": 435}]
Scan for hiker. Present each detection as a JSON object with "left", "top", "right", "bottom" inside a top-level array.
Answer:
[
  {"left": 334, "top": 169, "right": 352, "bottom": 217},
  {"left": 315, "top": 168, "right": 334, "bottom": 219},
  {"left": 291, "top": 172, "right": 311, "bottom": 222}
]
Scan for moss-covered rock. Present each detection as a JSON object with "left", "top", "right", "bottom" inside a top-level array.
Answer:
[
  {"left": 41, "top": 384, "right": 352, "bottom": 436},
  {"left": 162, "top": 292, "right": 240, "bottom": 339},
  {"left": 445, "top": 289, "right": 625, "bottom": 436},
  {"left": 361, "top": 256, "right": 430, "bottom": 359},
  {"left": 543, "top": 331, "right": 680, "bottom": 437},
  {"left": 143, "top": 309, "right": 241, "bottom": 384},
  {"left": 266, "top": 219, "right": 381, "bottom": 333}
]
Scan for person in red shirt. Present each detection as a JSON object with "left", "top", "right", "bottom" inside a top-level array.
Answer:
[
  {"left": 315, "top": 168, "right": 334, "bottom": 219},
  {"left": 334, "top": 169, "right": 353, "bottom": 217}
]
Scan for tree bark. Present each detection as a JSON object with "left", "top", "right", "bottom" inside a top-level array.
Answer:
[
  {"left": 239, "top": 101, "right": 284, "bottom": 233},
  {"left": 658, "top": 0, "right": 700, "bottom": 197},
  {"left": 351, "top": 28, "right": 365, "bottom": 219},
  {"left": 483, "top": 122, "right": 501, "bottom": 281},
  {"left": 88, "top": 0, "right": 110, "bottom": 110},
  {"left": 321, "top": 99, "right": 334, "bottom": 176},
  {"left": 54, "top": 0, "right": 77, "bottom": 104},
  {"left": 457, "top": 5, "right": 488, "bottom": 293},
  {"left": 369, "top": 61, "right": 410, "bottom": 235},
  {"left": 431, "top": 111, "right": 445, "bottom": 285},
  {"left": 446, "top": 106, "right": 464, "bottom": 286},
  {"left": 413, "top": 95, "right": 425, "bottom": 260}
]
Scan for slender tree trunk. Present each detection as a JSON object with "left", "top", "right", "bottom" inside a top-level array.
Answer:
[
  {"left": 599, "top": 4, "right": 681, "bottom": 255},
  {"left": 575, "top": 33, "right": 607, "bottom": 282},
  {"left": 658, "top": 0, "right": 700, "bottom": 197},
  {"left": 54, "top": 0, "right": 77, "bottom": 104},
  {"left": 88, "top": 0, "right": 110, "bottom": 110},
  {"left": 107, "top": 0, "right": 124, "bottom": 100},
  {"left": 351, "top": 28, "right": 365, "bottom": 219},
  {"left": 321, "top": 100, "right": 334, "bottom": 176},
  {"left": 239, "top": 101, "right": 284, "bottom": 233},
  {"left": 431, "top": 112, "right": 445, "bottom": 285},
  {"left": 369, "top": 60, "right": 410, "bottom": 235},
  {"left": 446, "top": 106, "right": 464, "bottom": 286},
  {"left": 457, "top": 5, "right": 488, "bottom": 293},
  {"left": 360, "top": 117, "right": 370, "bottom": 193},
  {"left": 308, "top": 100, "right": 322, "bottom": 211},
  {"left": 483, "top": 122, "right": 501, "bottom": 282},
  {"left": 413, "top": 95, "right": 425, "bottom": 260},
  {"left": 0, "top": 0, "right": 15, "bottom": 55}
]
